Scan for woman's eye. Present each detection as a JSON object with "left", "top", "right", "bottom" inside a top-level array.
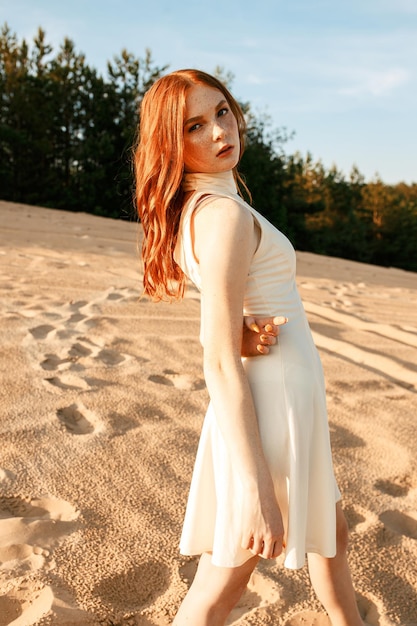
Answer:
[
  {"left": 189, "top": 123, "right": 201, "bottom": 133},
  {"left": 218, "top": 107, "right": 228, "bottom": 117}
]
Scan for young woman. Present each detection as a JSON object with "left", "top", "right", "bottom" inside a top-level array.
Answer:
[{"left": 134, "top": 69, "right": 364, "bottom": 626}]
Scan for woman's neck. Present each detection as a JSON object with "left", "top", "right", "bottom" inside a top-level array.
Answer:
[{"left": 182, "top": 170, "right": 237, "bottom": 194}]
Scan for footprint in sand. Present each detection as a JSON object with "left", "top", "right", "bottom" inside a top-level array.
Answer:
[
  {"left": 104, "top": 287, "right": 138, "bottom": 303},
  {"left": 41, "top": 338, "right": 127, "bottom": 374},
  {"left": 284, "top": 610, "right": 330, "bottom": 626},
  {"left": 0, "top": 583, "right": 54, "bottom": 626},
  {"left": 26, "top": 292, "right": 131, "bottom": 395},
  {"left": 26, "top": 300, "right": 94, "bottom": 348},
  {"left": 226, "top": 570, "right": 281, "bottom": 624},
  {"left": 97, "top": 347, "right": 127, "bottom": 366},
  {"left": 374, "top": 474, "right": 412, "bottom": 498},
  {"left": 0, "top": 496, "right": 79, "bottom": 575},
  {"left": 68, "top": 340, "right": 94, "bottom": 360},
  {"left": 356, "top": 591, "right": 389, "bottom": 626},
  {"left": 56, "top": 403, "right": 103, "bottom": 435},
  {"left": 106, "top": 291, "right": 125, "bottom": 301},
  {"left": 28, "top": 324, "right": 57, "bottom": 340},
  {"left": 328, "top": 422, "right": 365, "bottom": 449},
  {"left": 85, "top": 287, "right": 138, "bottom": 313},
  {"left": 379, "top": 509, "right": 417, "bottom": 540},
  {"left": 40, "top": 353, "right": 74, "bottom": 371},
  {"left": 0, "top": 495, "right": 79, "bottom": 626},
  {"left": 67, "top": 312, "right": 88, "bottom": 325},
  {"left": 0, "top": 542, "right": 47, "bottom": 575},
  {"left": 0, "top": 494, "right": 79, "bottom": 522},
  {"left": 67, "top": 339, "right": 127, "bottom": 367},
  {"left": 283, "top": 593, "right": 384, "bottom": 626},
  {"left": 27, "top": 308, "right": 89, "bottom": 338},
  {"left": 43, "top": 341, "right": 85, "bottom": 366},
  {"left": 44, "top": 373, "right": 92, "bottom": 392},
  {"left": 148, "top": 369, "right": 205, "bottom": 391},
  {"left": 62, "top": 300, "right": 96, "bottom": 331}
]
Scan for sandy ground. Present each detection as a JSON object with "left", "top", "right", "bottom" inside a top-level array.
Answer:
[{"left": 0, "top": 200, "right": 416, "bottom": 626}]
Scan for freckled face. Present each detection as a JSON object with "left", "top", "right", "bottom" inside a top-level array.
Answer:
[{"left": 183, "top": 84, "right": 240, "bottom": 174}]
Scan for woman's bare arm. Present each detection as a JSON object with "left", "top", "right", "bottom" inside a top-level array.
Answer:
[{"left": 194, "top": 197, "right": 284, "bottom": 558}]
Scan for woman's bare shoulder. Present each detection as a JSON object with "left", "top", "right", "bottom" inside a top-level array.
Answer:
[
  {"left": 193, "top": 194, "right": 257, "bottom": 265},
  {"left": 193, "top": 194, "right": 252, "bottom": 228}
]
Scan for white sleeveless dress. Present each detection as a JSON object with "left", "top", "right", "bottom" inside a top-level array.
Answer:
[{"left": 174, "top": 171, "right": 340, "bottom": 570}]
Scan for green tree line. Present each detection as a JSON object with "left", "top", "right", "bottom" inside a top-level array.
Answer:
[{"left": 1, "top": 24, "right": 416, "bottom": 271}]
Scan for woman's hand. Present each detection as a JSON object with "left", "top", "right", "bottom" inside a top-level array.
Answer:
[
  {"left": 241, "top": 315, "right": 288, "bottom": 357},
  {"left": 241, "top": 479, "right": 285, "bottom": 559}
]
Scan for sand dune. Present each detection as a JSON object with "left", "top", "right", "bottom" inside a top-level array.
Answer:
[{"left": 0, "top": 200, "right": 416, "bottom": 625}]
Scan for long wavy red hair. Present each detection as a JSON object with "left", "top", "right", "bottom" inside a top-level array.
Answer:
[{"left": 134, "top": 69, "right": 248, "bottom": 301}]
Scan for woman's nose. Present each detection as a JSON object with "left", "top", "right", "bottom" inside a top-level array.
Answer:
[{"left": 212, "top": 121, "right": 225, "bottom": 141}]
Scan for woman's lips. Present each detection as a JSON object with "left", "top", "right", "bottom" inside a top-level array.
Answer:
[{"left": 217, "top": 145, "right": 234, "bottom": 157}]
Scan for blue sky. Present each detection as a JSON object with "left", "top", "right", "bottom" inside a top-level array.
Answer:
[{"left": 2, "top": 0, "right": 417, "bottom": 184}]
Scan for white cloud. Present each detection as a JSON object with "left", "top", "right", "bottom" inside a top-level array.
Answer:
[
  {"left": 242, "top": 38, "right": 260, "bottom": 50},
  {"left": 339, "top": 67, "right": 410, "bottom": 98},
  {"left": 245, "top": 74, "right": 266, "bottom": 85},
  {"left": 378, "top": 0, "right": 417, "bottom": 14}
]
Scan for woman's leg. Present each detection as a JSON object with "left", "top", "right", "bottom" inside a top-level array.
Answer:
[
  {"left": 173, "top": 552, "right": 259, "bottom": 626},
  {"left": 307, "top": 502, "right": 364, "bottom": 626}
]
